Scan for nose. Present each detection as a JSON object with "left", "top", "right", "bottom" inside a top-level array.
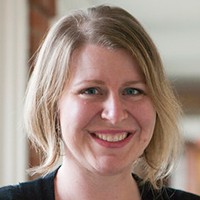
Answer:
[{"left": 101, "top": 93, "right": 128, "bottom": 124}]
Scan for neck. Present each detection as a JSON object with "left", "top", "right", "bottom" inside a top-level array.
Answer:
[{"left": 54, "top": 159, "right": 141, "bottom": 200}]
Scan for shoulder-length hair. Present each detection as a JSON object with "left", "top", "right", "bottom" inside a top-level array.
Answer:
[{"left": 24, "top": 5, "right": 182, "bottom": 188}]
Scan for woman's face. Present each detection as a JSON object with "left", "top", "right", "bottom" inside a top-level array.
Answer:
[{"left": 58, "top": 44, "right": 156, "bottom": 176}]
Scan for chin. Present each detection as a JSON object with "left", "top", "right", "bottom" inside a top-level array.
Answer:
[{"left": 92, "top": 158, "right": 132, "bottom": 177}]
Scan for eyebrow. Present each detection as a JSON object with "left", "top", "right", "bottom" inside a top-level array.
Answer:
[
  {"left": 75, "top": 80, "right": 146, "bottom": 87},
  {"left": 123, "top": 80, "right": 146, "bottom": 86},
  {"left": 74, "top": 80, "right": 105, "bottom": 87}
]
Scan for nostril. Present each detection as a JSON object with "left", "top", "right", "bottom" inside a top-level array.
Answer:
[
  {"left": 101, "top": 108, "right": 128, "bottom": 124},
  {"left": 101, "top": 94, "right": 128, "bottom": 123}
]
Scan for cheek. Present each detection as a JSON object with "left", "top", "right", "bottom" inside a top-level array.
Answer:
[
  {"left": 133, "top": 101, "right": 156, "bottom": 141},
  {"left": 142, "top": 106, "right": 156, "bottom": 130},
  {"left": 133, "top": 103, "right": 156, "bottom": 156},
  {"left": 59, "top": 98, "right": 98, "bottom": 132}
]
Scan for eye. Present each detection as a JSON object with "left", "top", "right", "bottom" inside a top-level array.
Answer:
[
  {"left": 80, "top": 87, "right": 101, "bottom": 95},
  {"left": 122, "top": 88, "right": 143, "bottom": 96}
]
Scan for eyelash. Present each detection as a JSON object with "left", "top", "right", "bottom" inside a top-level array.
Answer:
[
  {"left": 122, "top": 88, "right": 144, "bottom": 96},
  {"left": 80, "top": 87, "right": 144, "bottom": 96},
  {"left": 80, "top": 87, "right": 102, "bottom": 95}
]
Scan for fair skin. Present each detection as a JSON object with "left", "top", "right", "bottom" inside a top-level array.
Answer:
[{"left": 55, "top": 44, "right": 156, "bottom": 200}]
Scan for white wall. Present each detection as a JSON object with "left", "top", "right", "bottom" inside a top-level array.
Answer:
[
  {"left": 0, "top": 0, "right": 28, "bottom": 186},
  {"left": 58, "top": 0, "right": 92, "bottom": 17},
  {"left": 91, "top": 0, "right": 200, "bottom": 79}
]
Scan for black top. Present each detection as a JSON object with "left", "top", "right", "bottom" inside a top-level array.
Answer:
[{"left": 0, "top": 169, "right": 200, "bottom": 200}]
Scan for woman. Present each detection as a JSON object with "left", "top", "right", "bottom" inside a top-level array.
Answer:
[{"left": 0, "top": 5, "right": 200, "bottom": 200}]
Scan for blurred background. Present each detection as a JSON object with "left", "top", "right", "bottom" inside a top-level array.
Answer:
[{"left": 0, "top": 0, "right": 200, "bottom": 195}]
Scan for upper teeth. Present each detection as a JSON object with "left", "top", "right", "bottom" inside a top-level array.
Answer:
[{"left": 95, "top": 132, "right": 128, "bottom": 142}]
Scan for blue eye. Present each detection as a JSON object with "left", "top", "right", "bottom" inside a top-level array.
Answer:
[
  {"left": 81, "top": 87, "right": 100, "bottom": 95},
  {"left": 123, "top": 88, "right": 143, "bottom": 95}
]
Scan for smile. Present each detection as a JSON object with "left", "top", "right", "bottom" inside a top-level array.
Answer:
[
  {"left": 94, "top": 132, "right": 129, "bottom": 142},
  {"left": 89, "top": 130, "right": 134, "bottom": 148}
]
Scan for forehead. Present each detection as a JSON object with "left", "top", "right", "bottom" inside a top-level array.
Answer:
[
  {"left": 71, "top": 44, "right": 140, "bottom": 67},
  {"left": 68, "top": 44, "right": 145, "bottom": 82}
]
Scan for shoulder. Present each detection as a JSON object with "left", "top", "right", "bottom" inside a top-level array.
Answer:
[
  {"left": 133, "top": 174, "right": 200, "bottom": 200},
  {"left": 0, "top": 184, "right": 23, "bottom": 200},
  {"left": 143, "top": 184, "right": 200, "bottom": 200},
  {"left": 140, "top": 184, "right": 200, "bottom": 200},
  {"left": 163, "top": 187, "right": 200, "bottom": 200},
  {"left": 0, "top": 169, "right": 57, "bottom": 200}
]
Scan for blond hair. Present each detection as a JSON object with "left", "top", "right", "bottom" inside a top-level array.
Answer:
[{"left": 24, "top": 5, "right": 182, "bottom": 188}]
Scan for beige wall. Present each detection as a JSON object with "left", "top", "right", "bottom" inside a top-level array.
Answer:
[{"left": 0, "top": 0, "right": 28, "bottom": 186}]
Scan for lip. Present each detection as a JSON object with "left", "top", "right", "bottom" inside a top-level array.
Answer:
[
  {"left": 94, "top": 130, "right": 131, "bottom": 134},
  {"left": 89, "top": 130, "right": 134, "bottom": 148}
]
